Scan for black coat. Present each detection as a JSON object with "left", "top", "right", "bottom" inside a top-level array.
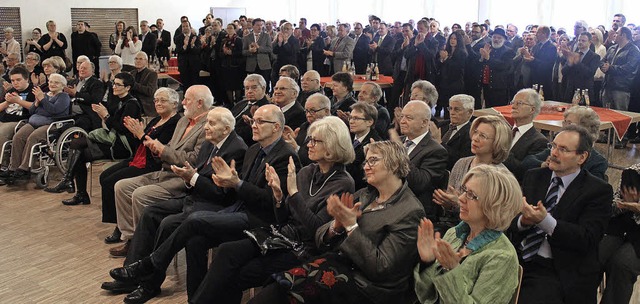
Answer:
[
  {"left": 352, "top": 34, "right": 371, "bottom": 74},
  {"left": 347, "top": 129, "right": 382, "bottom": 191},
  {"left": 561, "top": 50, "right": 600, "bottom": 102},
  {"left": 139, "top": 31, "right": 158, "bottom": 58},
  {"left": 370, "top": 34, "right": 395, "bottom": 76}
]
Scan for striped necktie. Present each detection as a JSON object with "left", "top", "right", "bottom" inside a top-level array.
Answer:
[{"left": 520, "top": 176, "right": 563, "bottom": 261}]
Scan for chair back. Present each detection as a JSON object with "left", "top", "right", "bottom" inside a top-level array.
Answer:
[{"left": 510, "top": 265, "right": 523, "bottom": 304}]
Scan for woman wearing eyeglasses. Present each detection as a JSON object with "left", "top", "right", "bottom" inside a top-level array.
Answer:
[
  {"left": 433, "top": 115, "right": 512, "bottom": 230},
  {"left": 414, "top": 165, "right": 523, "bottom": 304},
  {"left": 249, "top": 140, "right": 425, "bottom": 304},
  {"left": 45, "top": 73, "right": 143, "bottom": 206}
]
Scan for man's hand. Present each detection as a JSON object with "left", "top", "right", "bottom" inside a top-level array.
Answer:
[
  {"left": 211, "top": 157, "right": 241, "bottom": 188},
  {"left": 63, "top": 85, "right": 77, "bottom": 97},
  {"left": 521, "top": 200, "right": 547, "bottom": 226},
  {"left": 170, "top": 161, "right": 197, "bottom": 182}
]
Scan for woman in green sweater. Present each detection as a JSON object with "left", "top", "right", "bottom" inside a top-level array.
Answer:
[{"left": 414, "top": 165, "right": 522, "bottom": 304}]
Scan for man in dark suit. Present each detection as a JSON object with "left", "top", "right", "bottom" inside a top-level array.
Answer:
[
  {"left": 503, "top": 88, "right": 549, "bottom": 181},
  {"left": 510, "top": 125, "right": 612, "bottom": 304},
  {"left": 479, "top": 27, "right": 516, "bottom": 107},
  {"left": 70, "top": 21, "right": 101, "bottom": 76},
  {"left": 272, "top": 77, "right": 305, "bottom": 130},
  {"left": 506, "top": 24, "right": 524, "bottom": 50},
  {"left": 130, "top": 52, "right": 159, "bottom": 117},
  {"left": 524, "top": 26, "right": 557, "bottom": 99},
  {"left": 432, "top": 94, "right": 474, "bottom": 170},
  {"left": 352, "top": 22, "right": 371, "bottom": 74},
  {"left": 401, "top": 20, "right": 439, "bottom": 105},
  {"left": 272, "top": 22, "right": 300, "bottom": 89},
  {"left": 347, "top": 102, "right": 382, "bottom": 191},
  {"left": 154, "top": 18, "right": 171, "bottom": 60},
  {"left": 284, "top": 93, "right": 331, "bottom": 166},
  {"left": 370, "top": 22, "right": 395, "bottom": 76},
  {"left": 175, "top": 21, "right": 202, "bottom": 90},
  {"left": 101, "top": 107, "right": 247, "bottom": 299},
  {"left": 464, "top": 24, "right": 489, "bottom": 109},
  {"left": 242, "top": 18, "right": 272, "bottom": 89},
  {"left": 231, "top": 74, "right": 270, "bottom": 146},
  {"left": 105, "top": 104, "right": 300, "bottom": 301},
  {"left": 63, "top": 61, "right": 105, "bottom": 132},
  {"left": 398, "top": 100, "right": 448, "bottom": 227},
  {"left": 139, "top": 20, "right": 157, "bottom": 61},
  {"left": 561, "top": 32, "right": 600, "bottom": 102}
]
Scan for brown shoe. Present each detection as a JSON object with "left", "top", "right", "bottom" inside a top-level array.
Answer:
[{"left": 109, "top": 240, "right": 131, "bottom": 257}]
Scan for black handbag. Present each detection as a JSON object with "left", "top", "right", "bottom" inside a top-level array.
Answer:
[{"left": 244, "top": 225, "right": 303, "bottom": 256}]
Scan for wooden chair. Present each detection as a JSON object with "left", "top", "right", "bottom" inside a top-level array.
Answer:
[{"left": 510, "top": 265, "right": 524, "bottom": 304}]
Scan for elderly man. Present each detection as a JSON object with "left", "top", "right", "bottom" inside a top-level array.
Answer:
[
  {"left": 106, "top": 104, "right": 299, "bottom": 301},
  {"left": 401, "top": 19, "right": 439, "bottom": 105},
  {"left": 272, "top": 77, "right": 305, "bottom": 130},
  {"left": 272, "top": 22, "right": 300, "bottom": 89},
  {"left": 175, "top": 20, "right": 202, "bottom": 90},
  {"left": 297, "top": 70, "right": 323, "bottom": 106},
  {"left": 358, "top": 81, "right": 390, "bottom": 137},
  {"left": 523, "top": 26, "right": 557, "bottom": 99},
  {"left": 70, "top": 21, "right": 101, "bottom": 75},
  {"left": 0, "top": 67, "right": 34, "bottom": 174},
  {"left": 109, "top": 85, "right": 211, "bottom": 257},
  {"left": 432, "top": 94, "right": 474, "bottom": 170},
  {"left": 506, "top": 23, "right": 524, "bottom": 49},
  {"left": 1, "top": 27, "right": 21, "bottom": 61},
  {"left": 479, "top": 27, "right": 515, "bottom": 107},
  {"left": 323, "top": 23, "right": 355, "bottom": 75},
  {"left": 284, "top": 93, "right": 331, "bottom": 166},
  {"left": 154, "top": 19, "right": 171, "bottom": 60},
  {"left": 397, "top": 100, "right": 448, "bottom": 228},
  {"left": 514, "top": 33, "right": 537, "bottom": 92},
  {"left": 130, "top": 51, "right": 159, "bottom": 116},
  {"left": 2, "top": 52, "right": 20, "bottom": 82},
  {"left": 503, "top": 88, "right": 549, "bottom": 181},
  {"left": 242, "top": 18, "right": 272, "bottom": 89},
  {"left": 231, "top": 74, "right": 270, "bottom": 146},
  {"left": 102, "top": 107, "right": 247, "bottom": 302},
  {"left": 139, "top": 20, "right": 157, "bottom": 61},
  {"left": 509, "top": 125, "right": 612, "bottom": 304},
  {"left": 63, "top": 61, "right": 105, "bottom": 132}
]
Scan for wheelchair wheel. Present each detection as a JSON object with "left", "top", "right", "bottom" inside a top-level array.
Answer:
[
  {"left": 55, "top": 127, "right": 87, "bottom": 174},
  {"left": 35, "top": 166, "right": 50, "bottom": 189}
]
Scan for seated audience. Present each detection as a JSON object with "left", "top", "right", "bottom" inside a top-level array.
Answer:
[
  {"left": 272, "top": 77, "right": 305, "bottom": 130},
  {"left": 39, "top": 56, "right": 66, "bottom": 92},
  {"left": 1, "top": 73, "right": 70, "bottom": 185},
  {"left": 521, "top": 106, "right": 607, "bottom": 180},
  {"left": 347, "top": 102, "right": 382, "bottom": 190},
  {"left": 599, "top": 164, "right": 640, "bottom": 304},
  {"left": 415, "top": 165, "right": 523, "bottom": 303},
  {"left": 433, "top": 114, "right": 512, "bottom": 229},
  {"left": 431, "top": 94, "right": 475, "bottom": 170},
  {"left": 283, "top": 93, "right": 331, "bottom": 166},
  {"left": 278, "top": 64, "right": 300, "bottom": 81},
  {"left": 25, "top": 52, "right": 45, "bottom": 87},
  {"left": 297, "top": 70, "right": 323, "bottom": 106},
  {"left": 64, "top": 61, "right": 106, "bottom": 132},
  {"left": 0, "top": 67, "right": 36, "bottom": 170},
  {"left": 329, "top": 72, "right": 356, "bottom": 115},
  {"left": 44, "top": 73, "right": 143, "bottom": 206},
  {"left": 101, "top": 88, "right": 181, "bottom": 244},
  {"left": 357, "top": 81, "right": 391, "bottom": 139},
  {"left": 249, "top": 141, "right": 425, "bottom": 304},
  {"left": 231, "top": 74, "right": 270, "bottom": 146}
]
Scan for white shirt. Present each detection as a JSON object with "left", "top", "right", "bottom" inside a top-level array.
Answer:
[
  {"left": 450, "top": 120, "right": 470, "bottom": 140},
  {"left": 188, "top": 134, "right": 230, "bottom": 187},
  {"left": 354, "top": 130, "right": 370, "bottom": 146},
  {"left": 406, "top": 130, "right": 429, "bottom": 155},
  {"left": 280, "top": 101, "right": 296, "bottom": 113},
  {"left": 511, "top": 122, "right": 534, "bottom": 148}
]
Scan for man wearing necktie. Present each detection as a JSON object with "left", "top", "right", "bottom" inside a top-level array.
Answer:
[
  {"left": 351, "top": 22, "right": 371, "bottom": 74},
  {"left": 397, "top": 100, "right": 448, "bottom": 227},
  {"left": 560, "top": 32, "right": 600, "bottom": 104},
  {"left": 523, "top": 26, "right": 557, "bottom": 100},
  {"left": 369, "top": 22, "right": 395, "bottom": 76},
  {"left": 431, "top": 94, "right": 474, "bottom": 170},
  {"left": 242, "top": 18, "right": 272, "bottom": 91},
  {"left": 509, "top": 125, "right": 612, "bottom": 304},
  {"left": 231, "top": 74, "right": 270, "bottom": 146}
]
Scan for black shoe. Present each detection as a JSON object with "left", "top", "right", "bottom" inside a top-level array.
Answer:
[
  {"left": 100, "top": 280, "right": 138, "bottom": 294},
  {"left": 0, "top": 170, "right": 11, "bottom": 178},
  {"left": 0, "top": 178, "right": 7, "bottom": 186},
  {"left": 11, "top": 169, "right": 30, "bottom": 181},
  {"left": 630, "top": 137, "right": 640, "bottom": 144},
  {"left": 110, "top": 258, "right": 155, "bottom": 282},
  {"left": 105, "top": 227, "right": 123, "bottom": 244},
  {"left": 123, "top": 286, "right": 160, "bottom": 304},
  {"left": 62, "top": 192, "right": 91, "bottom": 205},
  {"left": 44, "top": 178, "right": 75, "bottom": 193}
]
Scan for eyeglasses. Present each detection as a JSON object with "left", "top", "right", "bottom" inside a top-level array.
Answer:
[
  {"left": 349, "top": 115, "right": 369, "bottom": 121},
  {"left": 363, "top": 156, "right": 381, "bottom": 168},
  {"left": 308, "top": 137, "right": 324, "bottom": 147},
  {"left": 510, "top": 100, "right": 533, "bottom": 107},
  {"left": 249, "top": 118, "right": 276, "bottom": 126},
  {"left": 459, "top": 185, "right": 479, "bottom": 201},
  {"left": 304, "top": 108, "right": 326, "bottom": 114},
  {"left": 112, "top": 82, "right": 125, "bottom": 87},
  {"left": 471, "top": 130, "right": 494, "bottom": 141},
  {"left": 547, "top": 142, "right": 578, "bottom": 154}
]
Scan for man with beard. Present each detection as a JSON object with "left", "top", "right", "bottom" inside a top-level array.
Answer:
[{"left": 478, "top": 27, "right": 515, "bottom": 107}]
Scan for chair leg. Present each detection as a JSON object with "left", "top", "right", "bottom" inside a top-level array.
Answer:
[{"left": 88, "top": 162, "right": 93, "bottom": 197}]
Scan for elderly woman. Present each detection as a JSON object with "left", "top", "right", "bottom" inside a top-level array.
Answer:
[
  {"left": 109, "top": 21, "right": 126, "bottom": 53},
  {"left": 40, "top": 56, "right": 66, "bottom": 92},
  {"left": 521, "top": 106, "right": 607, "bottom": 180},
  {"left": 435, "top": 30, "right": 467, "bottom": 118},
  {"left": 1, "top": 73, "right": 70, "bottom": 184},
  {"left": 101, "top": 88, "right": 181, "bottom": 243},
  {"left": 279, "top": 64, "right": 300, "bottom": 82},
  {"left": 433, "top": 115, "right": 512, "bottom": 229},
  {"left": 176, "top": 116, "right": 356, "bottom": 303},
  {"left": 250, "top": 140, "right": 426, "bottom": 304},
  {"left": 25, "top": 52, "right": 46, "bottom": 87},
  {"left": 347, "top": 102, "right": 382, "bottom": 190},
  {"left": 414, "top": 165, "right": 523, "bottom": 304},
  {"left": 45, "top": 73, "right": 143, "bottom": 205},
  {"left": 329, "top": 72, "right": 356, "bottom": 115},
  {"left": 115, "top": 26, "right": 142, "bottom": 71}
]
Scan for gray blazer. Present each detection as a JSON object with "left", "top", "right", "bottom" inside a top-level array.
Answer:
[
  {"left": 330, "top": 35, "right": 355, "bottom": 73},
  {"left": 242, "top": 31, "right": 273, "bottom": 72},
  {"left": 143, "top": 114, "right": 207, "bottom": 196}
]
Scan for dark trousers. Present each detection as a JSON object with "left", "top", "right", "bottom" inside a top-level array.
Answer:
[
  {"left": 482, "top": 86, "right": 510, "bottom": 108},
  {"left": 599, "top": 235, "right": 640, "bottom": 304},
  {"left": 519, "top": 256, "right": 564, "bottom": 304},
  {"left": 148, "top": 210, "right": 250, "bottom": 299},
  {"left": 389, "top": 71, "right": 406, "bottom": 112},
  {"left": 99, "top": 161, "right": 154, "bottom": 223},
  {"left": 191, "top": 238, "right": 301, "bottom": 304}
]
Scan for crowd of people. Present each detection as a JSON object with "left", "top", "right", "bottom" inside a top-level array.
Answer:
[{"left": 0, "top": 10, "right": 640, "bottom": 304}]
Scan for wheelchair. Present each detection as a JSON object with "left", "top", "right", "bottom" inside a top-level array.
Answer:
[{"left": 0, "top": 118, "right": 88, "bottom": 188}]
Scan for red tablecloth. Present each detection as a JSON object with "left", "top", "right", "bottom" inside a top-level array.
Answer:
[
  {"left": 320, "top": 75, "right": 393, "bottom": 86},
  {"left": 493, "top": 105, "right": 632, "bottom": 140}
]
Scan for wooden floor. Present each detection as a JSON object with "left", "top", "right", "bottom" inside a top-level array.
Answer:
[{"left": 0, "top": 142, "right": 639, "bottom": 303}]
